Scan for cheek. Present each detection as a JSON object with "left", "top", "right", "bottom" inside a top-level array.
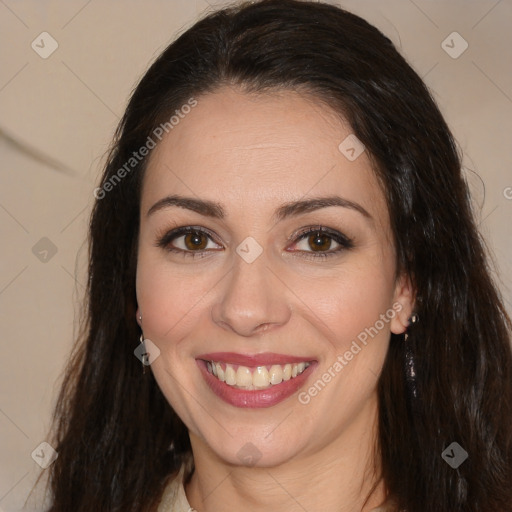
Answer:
[
  {"left": 296, "top": 257, "right": 396, "bottom": 349},
  {"left": 297, "top": 268, "right": 396, "bottom": 415},
  {"left": 135, "top": 251, "right": 216, "bottom": 342}
]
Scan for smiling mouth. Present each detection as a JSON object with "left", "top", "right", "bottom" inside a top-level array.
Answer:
[{"left": 202, "top": 360, "right": 312, "bottom": 390}]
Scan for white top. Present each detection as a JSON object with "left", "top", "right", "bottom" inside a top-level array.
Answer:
[
  {"left": 157, "top": 455, "right": 399, "bottom": 512},
  {"left": 157, "top": 456, "right": 196, "bottom": 512}
]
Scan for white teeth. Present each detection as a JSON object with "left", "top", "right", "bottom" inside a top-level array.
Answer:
[
  {"left": 236, "top": 366, "right": 253, "bottom": 387},
  {"left": 206, "top": 361, "right": 310, "bottom": 389},
  {"left": 225, "top": 365, "right": 237, "bottom": 385},
  {"left": 269, "top": 365, "right": 283, "bottom": 385},
  {"left": 215, "top": 362, "right": 225, "bottom": 382},
  {"left": 253, "top": 366, "right": 269, "bottom": 388}
]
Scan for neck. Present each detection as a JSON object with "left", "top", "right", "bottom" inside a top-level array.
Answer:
[{"left": 185, "top": 393, "right": 389, "bottom": 512}]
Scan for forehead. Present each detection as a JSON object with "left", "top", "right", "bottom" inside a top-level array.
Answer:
[{"left": 142, "top": 86, "right": 387, "bottom": 226}]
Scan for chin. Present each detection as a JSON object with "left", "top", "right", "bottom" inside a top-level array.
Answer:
[{"left": 197, "top": 427, "right": 309, "bottom": 469}]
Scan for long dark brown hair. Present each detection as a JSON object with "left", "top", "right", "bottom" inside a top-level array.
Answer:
[{"left": 41, "top": 1, "right": 512, "bottom": 510}]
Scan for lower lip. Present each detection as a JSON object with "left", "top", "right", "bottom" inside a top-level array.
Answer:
[{"left": 196, "top": 360, "right": 316, "bottom": 408}]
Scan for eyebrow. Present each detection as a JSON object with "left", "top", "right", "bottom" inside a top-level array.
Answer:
[{"left": 146, "top": 194, "right": 372, "bottom": 223}]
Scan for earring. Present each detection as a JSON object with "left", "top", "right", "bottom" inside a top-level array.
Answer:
[
  {"left": 404, "top": 312, "right": 419, "bottom": 399},
  {"left": 407, "top": 313, "right": 419, "bottom": 329},
  {"left": 138, "top": 314, "right": 148, "bottom": 375},
  {"left": 139, "top": 333, "right": 149, "bottom": 375}
]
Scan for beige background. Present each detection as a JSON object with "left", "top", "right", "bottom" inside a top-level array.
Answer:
[{"left": 0, "top": 0, "right": 511, "bottom": 510}]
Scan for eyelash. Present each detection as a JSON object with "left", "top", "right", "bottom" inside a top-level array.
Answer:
[{"left": 155, "top": 225, "right": 354, "bottom": 261}]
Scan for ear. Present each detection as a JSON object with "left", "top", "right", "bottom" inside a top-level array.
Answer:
[
  {"left": 390, "top": 272, "right": 416, "bottom": 335},
  {"left": 135, "top": 307, "right": 142, "bottom": 328}
]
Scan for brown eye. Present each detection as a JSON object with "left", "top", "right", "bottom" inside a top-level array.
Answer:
[
  {"left": 183, "top": 231, "right": 208, "bottom": 250},
  {"left": 156, "top": 226, "right": 222, "bottom": 258},
  {"left": 307, "top": 232, "right": 334, "bottom": 252},
  {"left": 289, "top": 226, "right": 354, "bottom": 260}
]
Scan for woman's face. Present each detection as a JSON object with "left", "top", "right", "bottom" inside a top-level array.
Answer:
[{"left": 136, "top": 86, "right": 414, "bottom": 467}]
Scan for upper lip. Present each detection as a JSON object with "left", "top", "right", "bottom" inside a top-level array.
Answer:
[{"left": 196, "top": 352, "right": 316, "bottom": 367}]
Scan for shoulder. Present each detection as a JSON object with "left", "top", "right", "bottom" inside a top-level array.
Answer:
[{"left": 158, "top": 453, "right": 195, "bottom": 512}]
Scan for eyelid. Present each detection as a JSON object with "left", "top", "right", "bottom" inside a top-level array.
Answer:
[
  {"left": 287, "top": 224, "right": 353, "bottom": 246},
  {"left": 155, "top": 225, "right": 222, "bottom": 251},
  {"left": 286, "top": 225, "right": 354, "bottom": 259},
  {"left": 155, "top": 224, "right": 354, "bottom": 259}
]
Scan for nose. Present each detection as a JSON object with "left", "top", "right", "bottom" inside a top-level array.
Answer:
[{"left": 211, "top": 250, "right": 292, "bottom": 337}]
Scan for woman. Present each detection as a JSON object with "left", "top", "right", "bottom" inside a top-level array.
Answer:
[{"left": 41, "top": 0, "right": 512, "bottom": 511}]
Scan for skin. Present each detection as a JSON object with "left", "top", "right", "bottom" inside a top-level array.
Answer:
[{"left": 135, "top": 86, "right": 415, "bottom": 512}]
